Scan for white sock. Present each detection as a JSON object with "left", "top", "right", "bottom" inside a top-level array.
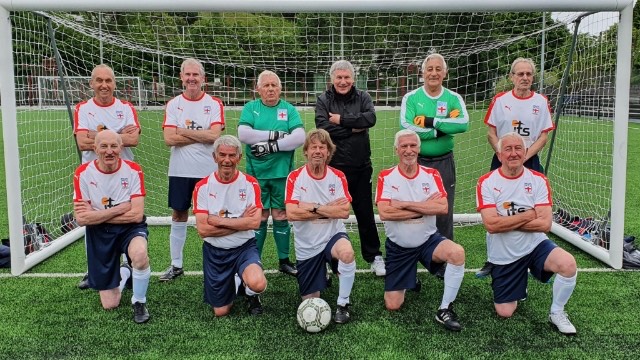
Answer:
[
  {"left": 118, "top": 265, "right": 131, "bottom": 292},
  {"left": 337, "top": 261, "right": 356, "bottom": 306},
  {"left": 131, "top": 266, "right": 151, "bottom": 304},
  {"left": 234, "top": 273, "right": 242, "bottom": 294},
  {"left": 169, "top": 221, "right": 187, "bottom": 268},
  {"left": 440, "top": 263, "right": 465, "bottom": 309},
  {"left": 550, "top": 272, "right": 577, "bottom": 314}
]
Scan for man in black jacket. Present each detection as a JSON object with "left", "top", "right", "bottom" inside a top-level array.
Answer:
[{"left": 315, "top": 60, "right": 385, "bottom": 277}]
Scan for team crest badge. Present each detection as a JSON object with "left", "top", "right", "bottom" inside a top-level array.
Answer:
[
  {"left": 532, "top": 105, "right": 540, "bottom": 115},
  {"left": 422, "top": 183, "right": 430, "bottom": 195},
  {"left": 239, "top": 188, "right": 246, "bottom": 201},
  {"left": 277, "top": 109, "right": 288, "bottom": 121},
  {"left": 328, "top": 184, "right": 336, "bottom": 196},
  {"left": 204, "top": 106, "right": 211, "bottom": 115},
  {"left": 524, "top": 182, "right": 532, "bottom": 194},
  {"left": 116, "top": 110, "right": 124, "bottom": 119},
  {"left": 121, "top": 178, "right": 129, "bottom": 189},
  {"left": 436, "top": 101, "right": 448, "bottom": 116}
]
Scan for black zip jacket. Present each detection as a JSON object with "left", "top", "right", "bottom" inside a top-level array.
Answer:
[{"left": 314, "top": 86, "right": 377, "bottom": 170}]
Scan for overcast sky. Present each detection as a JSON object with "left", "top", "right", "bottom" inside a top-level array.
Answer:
[{"left": 551, "top": 11, "right": 620, "bottom": 35}]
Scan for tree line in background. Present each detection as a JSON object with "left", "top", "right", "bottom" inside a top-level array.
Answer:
[{"left": 9, "top": 9, "right": 640, "bottom": 105}]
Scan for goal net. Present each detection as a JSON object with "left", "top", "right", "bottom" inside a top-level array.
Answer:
[
  {"left": 34, "top": 76, "right": 144, "bottom": 108},
  {"left": 0, "top": 5, "right": 632, "bottom": 274}
]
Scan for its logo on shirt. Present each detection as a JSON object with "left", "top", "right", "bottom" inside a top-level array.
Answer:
[
  {"left": 209, "top": 193, "right": 217, "bottom": 199},
  {"left": 89, "top": 181, "right": 98, "bottom": 188},
  {"left": 422, "top": 183, "right": 430, "bottom": 195},
  {"left": 219, "top": 209, "right": 231, "bottom": 218},
  {"left": 436, "top": 101, "right": 447, "bottom": 116},
  {"left": 121, "top": 178, "right": 129, "bottom": 189},
  {"left": 300, "top": 186, "right": 307, "bottom": 193},
  {"left": 97, "top": 124, "right": 107, "bottom": 132},
  {"left": 504, "top": 105, "right": 512, "bottom": 111},
  {"left": 493, "top": 187, "right": 502, "bottom": 194},
  {"left": 391, "top": 185, "right": 400, "bottom": 192},
  {"left": 502, "top": 201, "right": 527, "bottom": 216},
  {"left": 277, "top": 109, "right": 288, "bottom": 121},
  {"left": 239, "top": 188, "right": 246, "bottom": 201},
  {"left": 532, "top": 105, "right": 540, "bottom": 115},
  {"left": 185, "top": 119, "right": 203, "bottom": 130},
  {"left": 328, "top": 184, "right": 335, "bottom": 196},
  {"left": 524, "top": 182, "right": 532, "bottom": 194},
  {"left": 511, "top": 119, "right": 530, "bottom": 136},
  {"left": 101, "top": 197, "right": 116, "bottom": 209},
  {"left": 116, "top": 110, "right": 124, "bottom": 119},
  {"left": 204, "top": 106, "right": 211, "bottom": 115}
]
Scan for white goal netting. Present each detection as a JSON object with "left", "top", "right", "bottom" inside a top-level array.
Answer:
[{"left": 4, "top": 10, "right": 628, "bottom": 271}]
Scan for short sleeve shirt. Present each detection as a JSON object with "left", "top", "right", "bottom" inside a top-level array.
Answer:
[
  {"left": 163, "top": 93, "right": 225, "bottom": 178},
  {"left": 193, "top": 171, "right": 262, "bottom": 249},
  {"left": 74, "top": 98, "right": 140, "bottom": 163},
  {"left": 73, "top": 159, "right": 145, "bottom": 211}
]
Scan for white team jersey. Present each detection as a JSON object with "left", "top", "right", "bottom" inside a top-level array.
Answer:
[
  {"left": 484, "top": 90, "right": 554, "bottom": 149},
  {"left": 285, "top": 165, "right": 352, "bottom": 260},
  {"left": 73, "top": 159, "right": 145, "bottom": 212},
  {"left": 193, "top": 171, "right": 262, "bottom": 249},
  {"left": 375, "top": 165, "right": 447, "bottom": 248},
  {"left": 74, "top": 98, "right": 140, "bottom": 163},
  {"left": 163, "top": 93, "right": 225, "bottom": 178},
  {"left": 476, "top": 167, "right": 552, "bottom": 264}
]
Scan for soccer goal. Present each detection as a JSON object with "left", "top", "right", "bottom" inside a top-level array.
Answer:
[
  {"left": 0, "top": 1, "right": 633, "bottom": 274},
  {"left": 34, "top": 76, "right": 144, "bottom": 108}
]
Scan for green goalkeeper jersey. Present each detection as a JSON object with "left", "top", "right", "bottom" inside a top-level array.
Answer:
[
  {"left": 239, "top": 99, "right": 304, "bottom": 179},
  {"left": 399, "top": 86, "right": 469, "bottom": 157}
]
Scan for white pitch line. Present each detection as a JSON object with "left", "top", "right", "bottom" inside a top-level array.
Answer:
[{"left": 0, "top": 267, "right": 631, "bottom": 278}]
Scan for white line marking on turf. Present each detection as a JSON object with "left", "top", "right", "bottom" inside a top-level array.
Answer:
[{"left": 0, "top": 267, "right": 632, "bottom": 278}]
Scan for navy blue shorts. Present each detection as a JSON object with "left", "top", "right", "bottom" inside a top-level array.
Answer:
[
  {"left": 203, "top": 238, "right": 263, "bottom": 308},
  {"left": 296, "top": 232, "right": 349, "bottom": 297},
  {"left": 85, "top": 221, "right": 148, "bottom": 291},
  {"left": 384, "top": 232, "right": 446, "bottom": 292},
  {"left": 492, "top": 239, "right": 557, "bottom": 304},
  {"left": 168, "top": 176, "right": 202, "bottom": 211}
]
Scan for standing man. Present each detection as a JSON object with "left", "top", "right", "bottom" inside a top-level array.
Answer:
[
  {"left": 73, "top": 130, "right": 151, "bottom": 324},
  {"left": 315, "top": 60, "right": 385, "bottom": 277},
  {"left": 193, "top": 135, "right": 267, "bottom": 316},
  {"left": 161, "top": 58, "right": 225, "bottom": 281},
  {"left": 238, "top": 70, "right": 305, "bottom": 277},
  {"left": 285, "top": 129, "right": 357, "bottom": 324},
  {"left": 477, "top": 132, "right": 577, "bottom": 335},
  {"left": 477, "top": 58, "right": 555, "bottom": 278},
  {"left": 399, "top": 53, "right": 469, "bottom": 279},
  {"left": 376, "top": 129, "right": 466, "bottom": 332},
  {"left": 74, "top": 64, "right": 141, "bottom": 289}
]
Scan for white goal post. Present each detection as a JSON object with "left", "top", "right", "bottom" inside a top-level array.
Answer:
[{"left": 0, "top": 1, "right": 633, "bottom": 275}]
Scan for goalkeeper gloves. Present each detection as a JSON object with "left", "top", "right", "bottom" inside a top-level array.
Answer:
[
  {"left": 251, "top": 141, "right": 279, "bottom": 157},
  {"left": 413, "top": 115, "right": 434, "bottom": 128},
  {"left": 268, "top": 131, "right": 288, "bottom": 141}
]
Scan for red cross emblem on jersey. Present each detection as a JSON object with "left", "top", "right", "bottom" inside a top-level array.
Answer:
[
  {"left": 204, "top": 106, "right": 211, "bottom": 114},
  {"left": 116, "top": 111, "right": 124, "bottom": 119},
  {"left": 329, "top": 184, "right": 336, "bottom": 196},
  {"left": 438, "top": 106, "right": 446, "bottom": 113},
  {"left": 239, "top": 189, "right": 246, "bottom": 201},
  {"left": 422, "top": 183, "right": 430, "bottom": 194},
  {"left": 532, "top": 105, "right": 540, "bottom": 115},
  {"left": 524, "top": 182, "right": 532, "bottom": 194},
  {"left": 121, "top": 177, "right": 129, "bottom": 189},
  {"left": 277, "top": 109, "right": 288, "bottom": 120}
]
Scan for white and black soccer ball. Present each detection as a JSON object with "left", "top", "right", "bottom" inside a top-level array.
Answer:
[{"left": 297, "top": 297, "right": 332, "bottom": 333}]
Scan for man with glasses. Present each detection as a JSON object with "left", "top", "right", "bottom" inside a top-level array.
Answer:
[{"left": 476, "top": 57, "right": 555, "bottom": 278}]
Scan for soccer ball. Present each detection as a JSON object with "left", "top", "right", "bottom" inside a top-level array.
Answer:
[{"left": 296, "top": 298, "right": 332, "bottom": 333}]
